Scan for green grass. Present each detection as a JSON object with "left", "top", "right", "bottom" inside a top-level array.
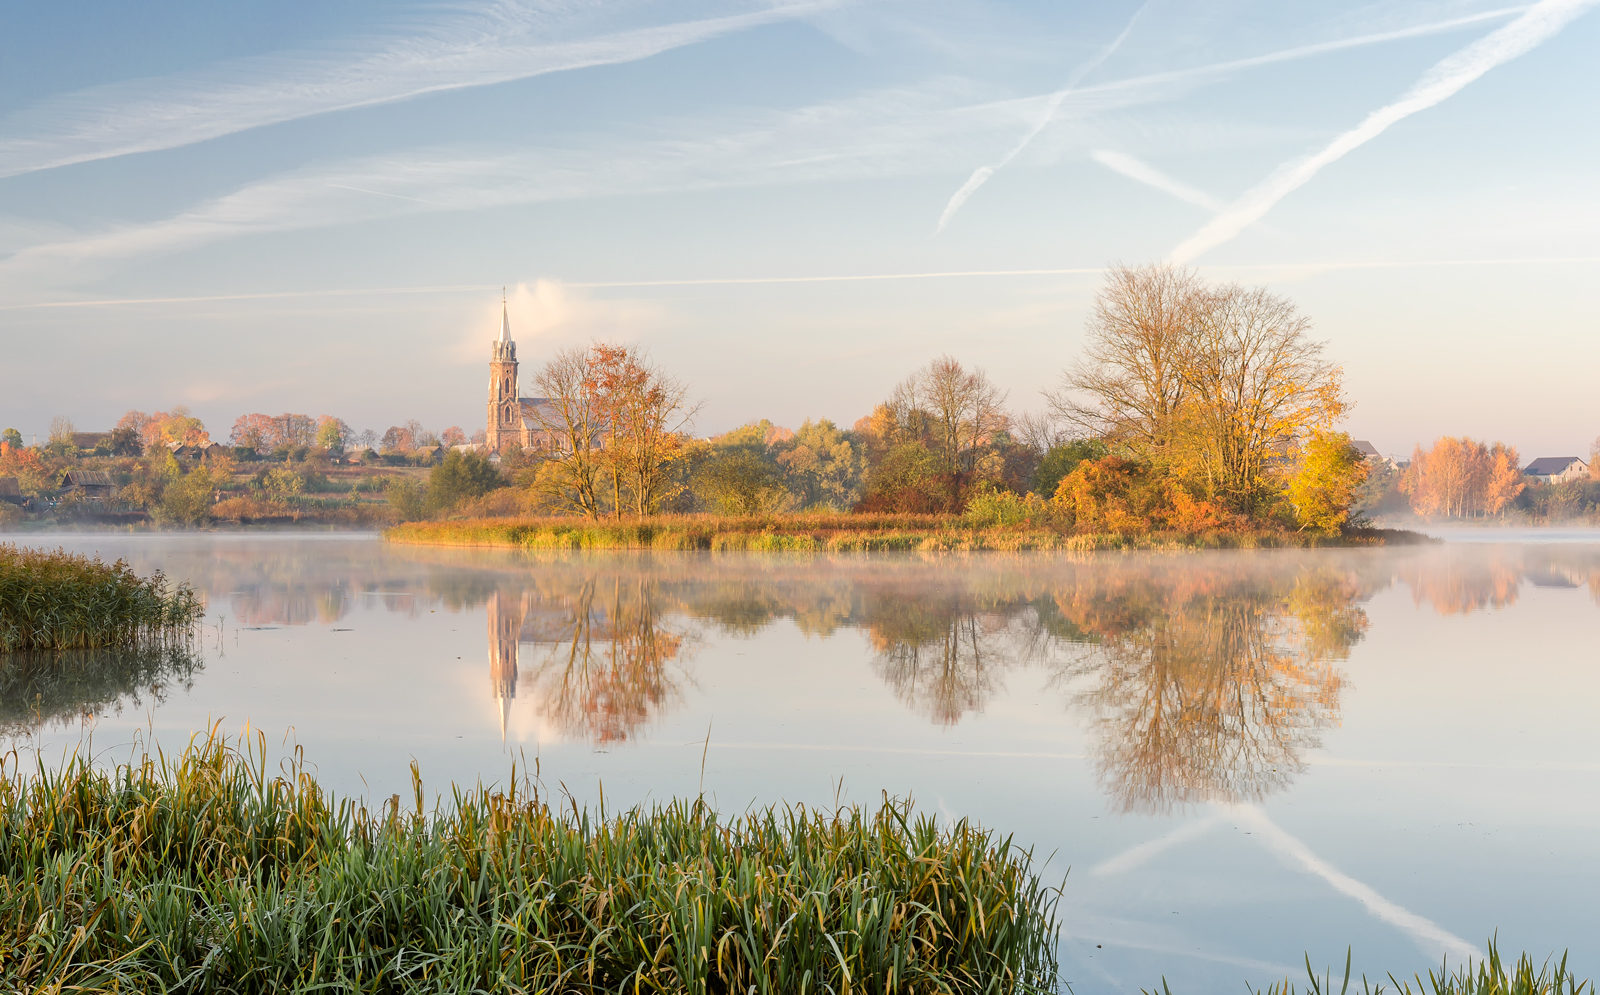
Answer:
[
  {"left": 0, "top": 544, "right": 203, "bottom": 651},
  {"left": 0, "top": 733, "right": 1063, "bottom": 993},
  {"left": 1150, "top": 946, "right": 1591, "bottom": 994},
  {"left": 386, "top": 514, "right": 1413, "bottom": 553}
]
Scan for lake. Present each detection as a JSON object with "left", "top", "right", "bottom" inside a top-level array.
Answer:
[{"left": 6, "top": 532, "right": 1599, "bottom": 992}]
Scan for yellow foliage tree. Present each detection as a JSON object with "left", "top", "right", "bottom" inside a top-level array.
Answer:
[{"left": 1284, "top": 431, "right": 1367, "bottom": 535}]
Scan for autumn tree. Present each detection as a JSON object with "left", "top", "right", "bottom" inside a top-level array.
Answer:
[
  {"left": 0, "top": 428, "right": 22, "bottom": 449},
  {"left": 1401, "top": 437, "right": 1522, "bottom": 518},
  {"left": 889, "top": 356, "right": 1008, "bottom": 474},
  {"left": 138, "top": 408, "right": 210, "bottom": 450},
  {"left": 587, "top": 344, "right": 697, "bottom": 518},
  {"left": 1052, "top": 264, "right": 1347, "bottom": 515},
  {"left": 529, "top": 347, "right": 606, "bottom": 518},
  {"left": 691, "top": 431, "right": 792, "bottom": 515},
  {"left": 1051, "top": 263, "right": 1201, "bottom": 455},
  {"left": 1284, "top": 431, "right": 1368, "bottom": 534}
]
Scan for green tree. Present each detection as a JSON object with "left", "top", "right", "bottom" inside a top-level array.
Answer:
[
  {"left": 428, "top": 450, "right": 505, "bottom": 512},
  {"left": 386, "top": 477, "right": 429, "bottom": 522},
  {"left": 776, "top": 419, "right": 866, "bottom": 510},
  {"left": 1285, "top": 431, "right": 1367, "bottom": 534},
  {"left": 692, "top": 443, "right": 792, "bottom": 515},
  {"left": 1, "top": 428, "right": 22, "bottom": 449},
  {"left": 158, "top": 465, "right": 215, "bottom": 525},
  {"left": 1030, "top": 438, "right": 1108, "bottom": 497}
]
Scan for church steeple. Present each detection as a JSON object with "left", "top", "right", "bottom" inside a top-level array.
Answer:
[{"left": 486, "top": 291, "right": 519, "bottom": 455}]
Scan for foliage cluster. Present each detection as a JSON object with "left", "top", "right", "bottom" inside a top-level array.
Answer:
[
  {"left": 0, "top": 734, "right": 1061, "bottom": 993},
  {"left": 0, "top": 545, "right": 202, "bottom": 651}
]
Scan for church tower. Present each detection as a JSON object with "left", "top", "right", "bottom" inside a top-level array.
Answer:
[{"left": 486, "top": 293, "right": 519, "bottom": 455}]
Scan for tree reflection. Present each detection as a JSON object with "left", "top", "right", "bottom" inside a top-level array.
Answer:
[
  {"left": 1052, "top": 562, "right": 1371, "bottom": 814},
  {"left": 861, "top": 587, "right": 1023, "bottom": 725},
  {"left": 0, "top": 644, "right": 202, "bottom": 739},
  {"left": 520, "top": 575, "right": 689, "bottom": 745}
]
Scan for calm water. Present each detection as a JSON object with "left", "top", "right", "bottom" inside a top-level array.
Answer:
[{"left": 7, "top": 533, "right": 1600, "bottom": 992}]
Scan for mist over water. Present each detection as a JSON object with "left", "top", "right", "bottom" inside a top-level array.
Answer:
[{"left": 8, "top": 533, "right": 1599, "bottom": 992}]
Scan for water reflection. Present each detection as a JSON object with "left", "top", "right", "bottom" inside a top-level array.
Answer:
[
  {"left": 1050, "top": 564, "right": 1373, "bottom": 813},
  {"left": 0, "top": 644, "right": 202, "bottom": 738},
  {"left": 27, "top": 538, "right": 1600, "bottom": 814}
]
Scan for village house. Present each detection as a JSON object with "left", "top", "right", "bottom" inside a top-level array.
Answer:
[
  {"left": 1523, "top": 456, "right": 1589, "bottom": 485},
  {"left": 0, "top": 476, "right": 24, "bottom": 507},
  {"left": 59, "top": 469, "right": 115, "bottom": 503}
]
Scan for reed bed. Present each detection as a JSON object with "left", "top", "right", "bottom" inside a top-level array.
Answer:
[
  {"left": 0, "top": 544, "right": 203, "bottom": 652},
  {"left": 0, "top": 733, "right": 1062, "bottom": 993},
  {"left": 1151, "top": 945, "right": 1591, "bottom": 994},
  {"left": 386, "top": 514, "right": 1397, "bottom": 553},
  {"left": 0, "top": 644, "right": 202, "bottom": 738}
]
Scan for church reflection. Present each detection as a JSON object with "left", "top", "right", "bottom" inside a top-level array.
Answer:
[
  {"left": 483, "top": 578, "right": 690, "bottom": 745},
  {"left": 116, "top": 539, "right": 1600, "bottom": 806}
]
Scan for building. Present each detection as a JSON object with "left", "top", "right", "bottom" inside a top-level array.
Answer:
[
  {"left": 485, "top": 295, "right": 564, "bottom": 457},
  {"left": 0, "top": 477, "right": 24, "bottom": 506},
  {"left": 1523, "top": 456, "right": 1589, "bottom": 485},
  {"left": 59, "top": 469, "right": 115, "bottom": 502}
]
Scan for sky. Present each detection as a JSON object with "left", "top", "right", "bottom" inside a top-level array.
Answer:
[{"left": 1, "top": 0, "right": 1596, "bottom": 458}]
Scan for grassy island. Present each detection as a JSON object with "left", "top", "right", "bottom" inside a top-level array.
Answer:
[
  {"left": 0, "top": 736, "right": 1061, "bottom": 993},
  {"left": 0, "top": 544, "right": 202, "bottom": 652},
  {"left": 386, "top": 513, "right": 1421, "bottom": 553}
]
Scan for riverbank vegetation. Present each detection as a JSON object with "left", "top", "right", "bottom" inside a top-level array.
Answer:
[
  {"left": 0, "top": 734, "right": 1061, "bottom": 993},
  {"left": 387, "top": 512, "right": 1411, "bottom": 551},
  {"left": 0, "top": 545, "right": 202, "bottom": 651},
  {"left": 1154, "top": 944, "right": 1591, "bottom": 995}
]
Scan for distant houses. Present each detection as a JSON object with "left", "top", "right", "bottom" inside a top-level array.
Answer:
[
  {"left": 1523, "top": 455, "right": 1589, "bottom": 485},
  {"left": 59, "top": 469, "right": 115, "bottom": 502},
  {"left": 0, "top": 477, "right": 24, "bottom": 507}
]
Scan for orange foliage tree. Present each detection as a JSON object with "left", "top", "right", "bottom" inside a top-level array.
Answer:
[{"left": 1401, "top": 437, "right": 1522, "bottom": 518}]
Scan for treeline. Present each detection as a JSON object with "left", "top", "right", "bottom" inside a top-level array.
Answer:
[
  {"left": 1358, "top": 435, "right": 1600, "bottom": 522},
  {"left": 461, "top": 264, "right": 1367, "bottom": 536}
]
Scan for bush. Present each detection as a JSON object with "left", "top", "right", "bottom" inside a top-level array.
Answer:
[{"left": 964, "top": 486, "right": 1050, "bottom": 527}]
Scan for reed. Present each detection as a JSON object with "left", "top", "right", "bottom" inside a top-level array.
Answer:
[
  {"left": 386, "top": 514, "right": 1407, "bottom": 553},
  {"left": 1151, "top": 945, "right": 1591, "bottom": 995},
  {"left": 0, "top": 544, "right": 203, "bottom": 652},
  {"left": 0, "top": 733, "right": 1062, "bottom": 993}
]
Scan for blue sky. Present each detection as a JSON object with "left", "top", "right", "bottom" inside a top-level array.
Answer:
[{"left": 2, "top": 0, "right": 1596, "bottom": 457}]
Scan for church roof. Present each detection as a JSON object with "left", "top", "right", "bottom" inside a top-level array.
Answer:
[{"left": 500, "top": 294, "right": 511, "bottom": 343}]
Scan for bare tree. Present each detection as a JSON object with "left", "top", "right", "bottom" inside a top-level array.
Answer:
[
  {"left": 891, "top": 355, "right": 1008, "bottom": 472},
  {"left": 1049, "top": 263, "right": 1201, "bottom": 454},
  {"left": 530, "top": 347, "right": 605, "bottom": 518}
]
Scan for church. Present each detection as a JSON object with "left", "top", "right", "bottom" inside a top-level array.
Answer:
[{"left": 485, "top": 296, "right": 561, "bottom": 456}]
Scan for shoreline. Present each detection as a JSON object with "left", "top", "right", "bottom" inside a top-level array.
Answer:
[{"left": 384, "top": 516, "right": 1432, "bottom": 552}]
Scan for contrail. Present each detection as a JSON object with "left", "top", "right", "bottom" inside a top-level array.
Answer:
[
  {"left": 1087, "top": 814, "right": 1222, "bottom": 877},
  {"left": 1090, "top": 149, "right": 1225, "bottom": 212},
  {"left": 7, "top": 256, "right": 1600, "bottom": 311},
  {"left": 1170, "top": 0, "right": 1598, "bottom": 264},
  {"left": 935, "top": 1, "right": 1151, "bottom": 233},
  {"left": 1228, "top": 804, "right": 1477, "bottom": 961}
]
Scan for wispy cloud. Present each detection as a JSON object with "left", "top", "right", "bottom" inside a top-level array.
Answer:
[
  {"left": 0, "top": 0, "right": 839, "bottom": 180},
  {"left": 934, "top": 1, "right": 1151, "bottom": 234},
  {"left": 1090, "top": 148, "right": 1224, "bottom": 212},
  {"left": 1171, "top": 0, "right": 1597, "bottom": 263}
]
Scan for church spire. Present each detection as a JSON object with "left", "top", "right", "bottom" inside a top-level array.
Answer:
[{"left": 499, "top": 287, "right": 510, "bottom": 343}]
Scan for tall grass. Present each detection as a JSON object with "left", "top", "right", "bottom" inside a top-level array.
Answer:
[
  {"left": 0, "top": 733, "right": 1062, "bottom": 993},
  {"left": 1150, "top": 945, "right": 1591, "bottom": 995},
  {"left": 386, "top": 514, "right": 1404, "bottom": 553},
  {"left": 0, "top": 544, "right": 202, "bottom": 651}
]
